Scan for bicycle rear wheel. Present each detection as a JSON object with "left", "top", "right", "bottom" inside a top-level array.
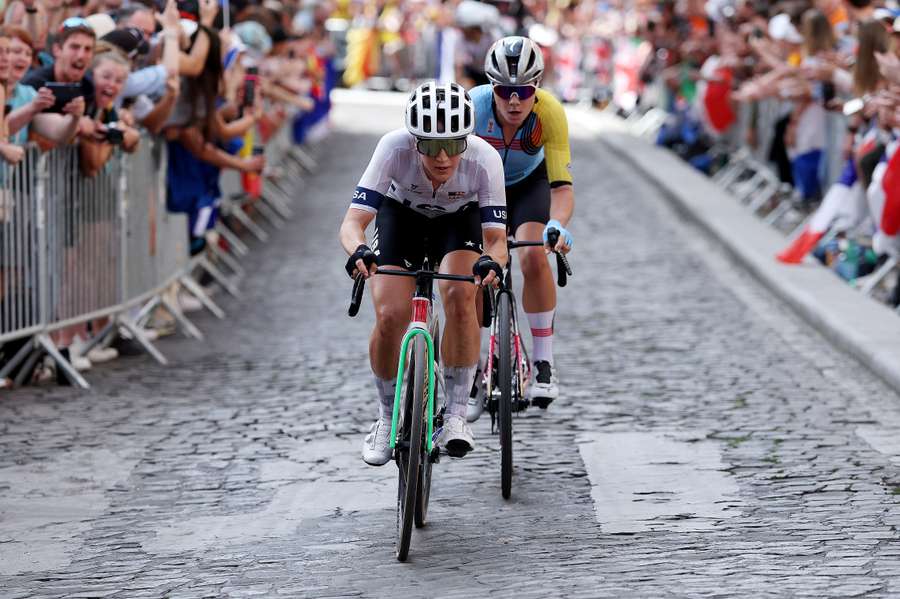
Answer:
[
  {"left": 396, "top": 336, "right": 427, "bottom": 561},
  {"left": 497, "top": 292, "right": 513, "bottom": 499}
]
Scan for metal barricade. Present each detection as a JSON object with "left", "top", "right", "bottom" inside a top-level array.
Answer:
[{"left": 0, "top": 148, "right": 41, "bottom": 342}]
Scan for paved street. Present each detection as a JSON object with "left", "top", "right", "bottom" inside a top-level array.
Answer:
[{"left": 2, "top": 96, "right": 900, "bottom": 598}]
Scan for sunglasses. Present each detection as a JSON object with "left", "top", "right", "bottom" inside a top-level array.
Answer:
[
  {"left": 493, "top": 84, "right": 537, "bottom": 101},
  {"left": 60, "top": 16, "right": 90, "bottom": 31},
  {"left": 416, "top": 137, "right": 467, "bottom": 158}
]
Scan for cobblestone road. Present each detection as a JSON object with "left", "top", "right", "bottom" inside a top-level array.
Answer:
[{"left": 2, "top": 97, "right": 900, "bottom": 598}]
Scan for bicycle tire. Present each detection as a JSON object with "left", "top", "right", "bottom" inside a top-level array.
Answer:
[
  {"left": 396, "top": 336, "right": 427, "bottom": 561},
  {"left": 498, "top": 292, "right": 513, "bottom": 500},
  {"left": 415, "top": 326, "right": 438, "bottom": 528}
]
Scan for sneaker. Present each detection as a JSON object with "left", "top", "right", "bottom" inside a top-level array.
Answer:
[
  {"left": 435, "top": 414, "right": 475, "bottom": 457},
  {"left": 529, "top": 360, "right": 558, "bottom": 409},
  {"left": 362, "top": 419, "right": 393, "bottom": 466},
  {"left": 87, "top": 346, "right": 118, "bottom": 364},
  {"left": 178, "top": 292, "right": 204, "bottom": 313},
  {"left": 465, "top": 365, "right": 485, "bottom": 423},
  {"left": 66, "top": 338, "right": 93, "bottom": 372}
]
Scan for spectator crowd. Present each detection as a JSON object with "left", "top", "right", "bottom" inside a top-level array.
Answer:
[
  {"left": 0, "top": 0, "right": 336, "bottom": 385},
  {"left": 329, "top": 0, "right": 900, "bottom": 304}
]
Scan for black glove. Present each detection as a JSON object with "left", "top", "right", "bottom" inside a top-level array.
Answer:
[
  {"left": 472, "top": 254, "right": 502, "bottom": 281},
  {"left": 345, "top": 244, "right": 376, "bottom": 278}
]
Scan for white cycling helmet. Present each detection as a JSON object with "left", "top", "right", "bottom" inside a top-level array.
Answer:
[
  {"left": 484, "top": 36, "right": 545, "bottom": 86},
  {"left": 405, "top": 81, "right": 475, "bottom": 139}
]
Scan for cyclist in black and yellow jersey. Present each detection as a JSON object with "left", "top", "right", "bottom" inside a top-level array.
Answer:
[{"left": 467, "top": 36, "right": 574, "bottom": 420}]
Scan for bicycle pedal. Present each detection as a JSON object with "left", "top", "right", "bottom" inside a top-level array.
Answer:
[{"left": 429, "top": 447, "right": 441, "bottom": 463}]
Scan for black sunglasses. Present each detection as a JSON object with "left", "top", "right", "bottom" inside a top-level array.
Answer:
[
  {"left": 493, "top": 84, "right": 537, "bottom": 101},
  {"left": 416, "top": 137, "right": 468, "bottom": 158}
]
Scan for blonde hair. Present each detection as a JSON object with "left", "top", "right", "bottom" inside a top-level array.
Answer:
[
  {"left": 802, "top": 9, "right": 836, "bottom": 56},
  {"left": 91, "top": 42, "right": 131, "bottom": 70}
]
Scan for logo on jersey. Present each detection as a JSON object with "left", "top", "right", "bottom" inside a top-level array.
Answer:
[
  {"left": 448, "top": 191, "right": 466, "bottom": 200},
  {"left": 487, "top": 119, "right": 495, "bottom": 133}
]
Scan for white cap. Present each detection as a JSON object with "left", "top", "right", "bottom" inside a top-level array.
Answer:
[
  {"left": 85, "top": 13, "right": 115, "bottom": 39},
  {"left": 768, "top": 13, "right": 803, "bottom": 44}
]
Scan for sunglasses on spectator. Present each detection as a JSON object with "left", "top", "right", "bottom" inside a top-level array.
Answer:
[
  {"left": 60, "top": 17, "right": 90, "bottom": 31},
  {"left": 416, "top": 137, "right": 468, "bottom": 158},
  {"left": 492, "top": 84, "right": 537, "bottom": 101}
]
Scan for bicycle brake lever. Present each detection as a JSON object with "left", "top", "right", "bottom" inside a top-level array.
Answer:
[
  {"left": 481, "top": 285, "right": 494, "bottom": 328},
  {"left": 349, "top": 274, "right": 365, "bottom": 317}
]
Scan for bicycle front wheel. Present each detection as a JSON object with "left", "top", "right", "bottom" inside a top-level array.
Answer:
[
  {"left": 396, "top": 336, "right": 427, "bottom": 561},
  {"left": 497, "top": 292, "right": 513, "bottom": 500}
]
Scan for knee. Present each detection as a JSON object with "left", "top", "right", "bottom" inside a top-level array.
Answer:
[
  {"left": 374, "top": 302, "right": 409, "bottom": 335},
  {"left": 442, "top": 283, "right": 475, "bottom": 321},
  {"left": 519, "top": 247, "right": 549, "bottom": 278}
]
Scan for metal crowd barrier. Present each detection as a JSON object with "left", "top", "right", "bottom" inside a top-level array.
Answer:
[{"left": 0, "top": 122, "right": 315, "bottom": 389}]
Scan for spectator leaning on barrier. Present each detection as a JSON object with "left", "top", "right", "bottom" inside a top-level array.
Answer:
[
  {"left": 79, "top": 45, "right": 140, "bottom": 177},
  {"left": 0, "top": 30, "right": 25, "bottom": 164},
  {"left": 20, "top": 18, "right": 96, "bottom": 143},
  {"left": 3, "top": 26, "right": 83, "bottom": 146}
]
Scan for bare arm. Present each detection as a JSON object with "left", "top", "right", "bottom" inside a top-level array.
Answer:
[
  {"left": 549, "top": 183, "right": 574, "bottom": 226},
  {"left": 339, "top": 207, "right": 376, "bottom": 256},
  {"left": 178, "top": 28, "right": 210, "bottom": 78},
  {"left": 481, "top": 226, "right": 508, "bottom": 270}
]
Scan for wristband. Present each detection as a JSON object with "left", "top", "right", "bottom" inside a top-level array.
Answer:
[{"left": 25, "top": 6, "right": 38, "bottom": 13}]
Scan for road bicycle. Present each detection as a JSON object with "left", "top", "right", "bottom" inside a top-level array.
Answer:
[
  {"left": 483, "top": 228, "right": 572, "bottom": 499},
  {"left": 349, "top": 262, "right": 490, "bottom": 561}
]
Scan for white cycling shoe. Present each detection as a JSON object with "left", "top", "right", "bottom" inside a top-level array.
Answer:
[
  {"left": 528, "top": 360, "right": 559, "bottom": 409},
  {"left": 435, "top": 414, "right": 475, "bottom": 457},
  {"left": 362, "top": 419, "right": 393, "bottom": 466}
]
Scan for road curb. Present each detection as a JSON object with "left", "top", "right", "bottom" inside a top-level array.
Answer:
[{"left": 570, "top": 109, "right": 900, "bottom": 396}]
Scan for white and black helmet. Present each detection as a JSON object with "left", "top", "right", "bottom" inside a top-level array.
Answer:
[
  {"left": 405, "top": 81, "right": 475, "bottom": 139},
  {"left": 484, "top": 36, "right": 545, "bottom": 86}
]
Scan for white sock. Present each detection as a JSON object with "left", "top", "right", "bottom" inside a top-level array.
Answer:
[
  {"left": 374, "top": 376, "right": 396, "bottom": 423},
  {"left": 444, "top": 365, "right": 477, "bottom": 419},
  {"left": 526, "top": 309, "right": 554, "bottom": 364}
]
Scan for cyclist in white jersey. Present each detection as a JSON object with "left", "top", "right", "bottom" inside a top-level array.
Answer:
[{"left": 339, "top": 81, "right": 509, "bottom": 466}]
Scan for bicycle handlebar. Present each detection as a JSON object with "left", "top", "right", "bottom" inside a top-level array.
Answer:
[
  {"left": 348, "top": 268, "right": 489, "bottom": 318},
  {"left": 508, "top": 228, "right": 573, "bottom": 288}
]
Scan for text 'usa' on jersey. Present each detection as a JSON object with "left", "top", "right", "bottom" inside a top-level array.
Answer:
[
  {"left": 469, "top": 85, "right": 574, "bottom": 188},
  {"left": 349, "top": 128, "right": 507, "bottom": 230}
]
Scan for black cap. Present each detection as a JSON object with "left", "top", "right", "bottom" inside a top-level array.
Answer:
[{"left": 101, "top": 27, "right": 150, "bottom": 58}]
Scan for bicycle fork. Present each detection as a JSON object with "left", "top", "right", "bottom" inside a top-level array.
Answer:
[{"left": 390, "top": 297, "right": 437, "bottom": 454}]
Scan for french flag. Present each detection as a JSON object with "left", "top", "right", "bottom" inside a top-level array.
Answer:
[{"left": 777, "top": 133, "right": 880, "bottom": 263}]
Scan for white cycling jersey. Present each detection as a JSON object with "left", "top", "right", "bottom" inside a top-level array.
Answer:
[{"left": 350, "top": 128, "right": 507, "bottom": 230}]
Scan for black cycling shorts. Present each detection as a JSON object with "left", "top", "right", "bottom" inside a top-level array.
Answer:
[
  {"left": 506, "top": 160, "right": 550, "bottom": 233},
  {"left": 373, "top": 199, "right": 482, "bottom": 270}
]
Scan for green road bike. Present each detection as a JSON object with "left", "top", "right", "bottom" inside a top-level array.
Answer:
[{"left": 349, "top": 264, "right": 488, "bottom": 561}]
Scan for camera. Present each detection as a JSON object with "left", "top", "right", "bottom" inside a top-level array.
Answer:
[{"left": 104, "top": 123, "right": 125, "bottom": 145}]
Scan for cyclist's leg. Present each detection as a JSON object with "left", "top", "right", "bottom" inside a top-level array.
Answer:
[
  {"left": 435, "top": 211, "right": 481, "bottom": 452},
  {"left": 509, "top": 164, "right": 556, "bottom": 366},
  {"left": 509, "top": 165, "right": 559, "bottom": 404},
  {"left": 361, "top": 203, "right": 421, "bottom": 465}
]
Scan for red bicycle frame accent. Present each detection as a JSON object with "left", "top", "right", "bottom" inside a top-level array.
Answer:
[{"left": 411, "top": 297, "right": 429, "bottom": 324}]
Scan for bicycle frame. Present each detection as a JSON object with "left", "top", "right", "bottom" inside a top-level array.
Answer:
[
  {"left": 485, "top": 251, "right": 532, "bottom": 413},
  {"left": 390, "top": 280, "right": 437, "bottom": 454}
]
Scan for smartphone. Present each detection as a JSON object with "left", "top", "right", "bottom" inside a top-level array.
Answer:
[
  {"left": 44, "top": 82, "right": 83, "bottom": 113},
  {"left": 243, "top": 66, "right": 259, "bottom": 108}
]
